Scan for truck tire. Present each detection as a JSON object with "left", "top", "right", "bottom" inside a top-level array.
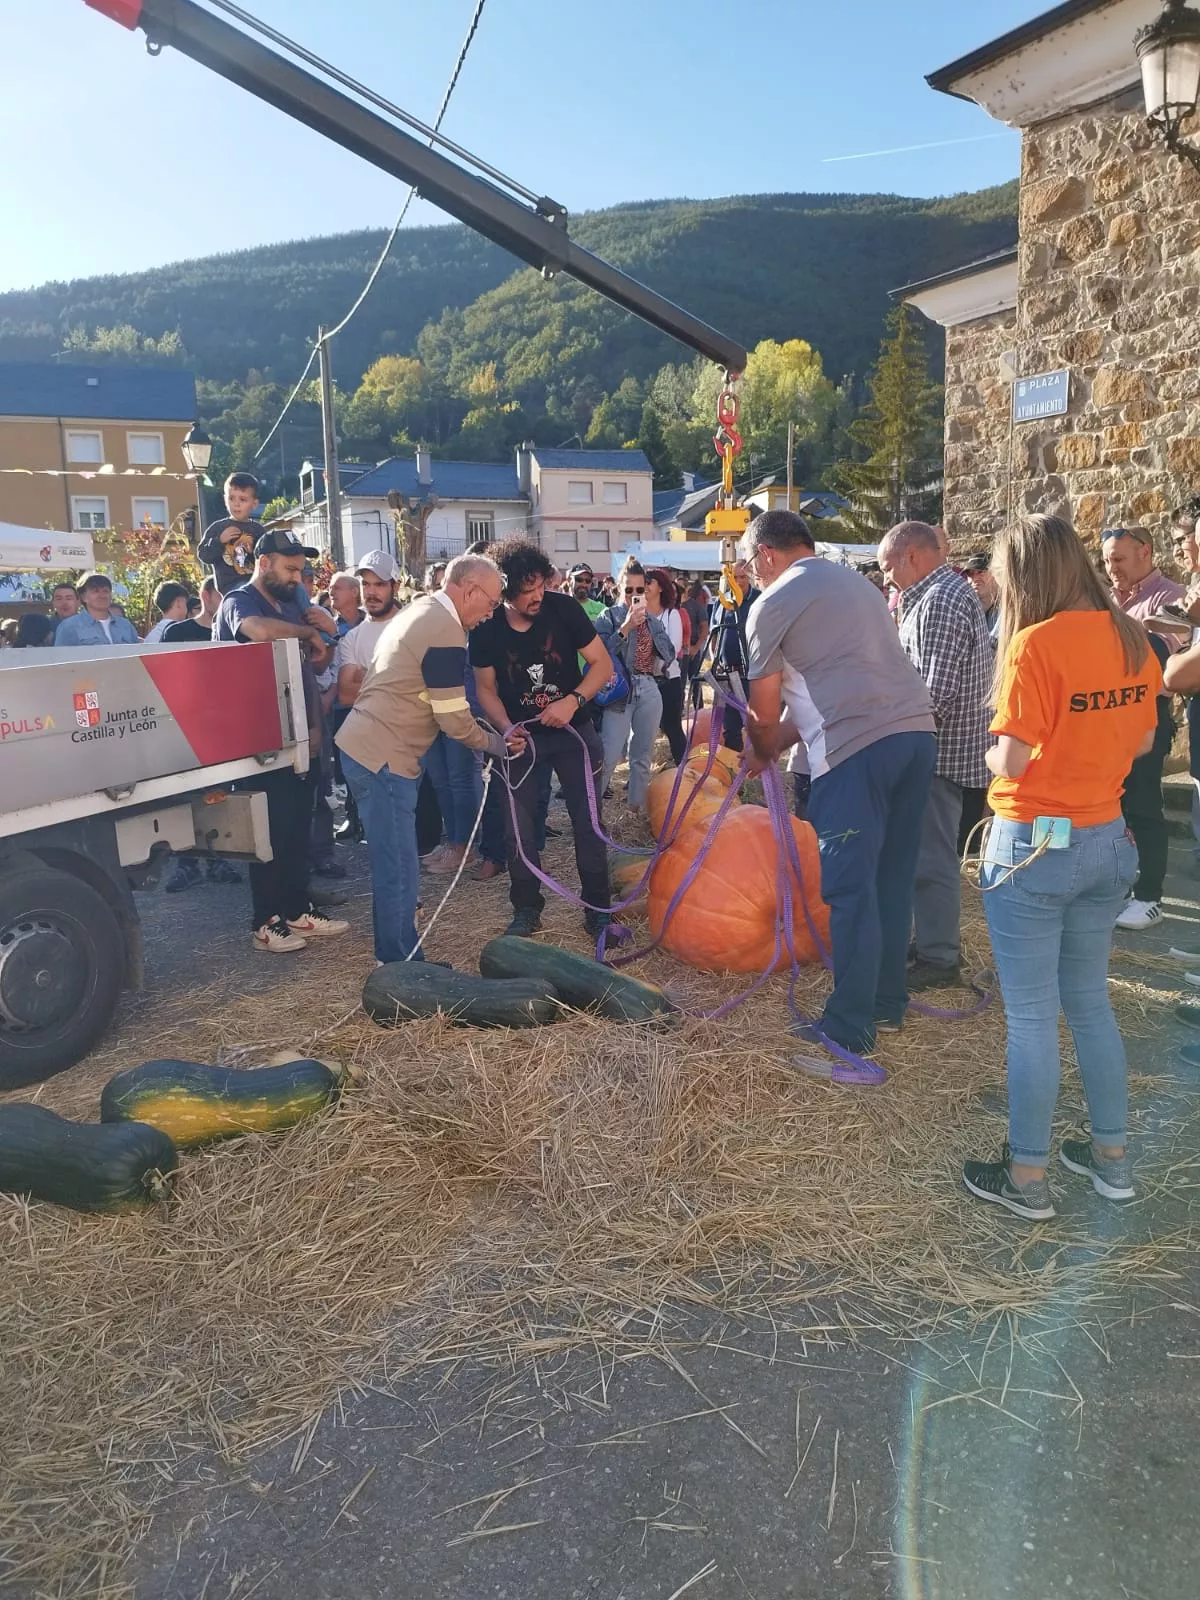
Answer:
[{"left": 0, "top": 866, "right": 125, "bottom": 1090}]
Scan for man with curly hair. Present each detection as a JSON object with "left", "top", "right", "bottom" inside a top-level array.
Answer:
[{"left": 470, "top": 539, "right": 616, "bottom": 938}]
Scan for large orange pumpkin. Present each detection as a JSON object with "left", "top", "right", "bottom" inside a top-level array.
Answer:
[
  {"left": 648, "top": 804, "right": 830, "bottom": 973},
  {"left": 682, "top": 744, "right": 742, "bottom": 790},
  {"left": 646, "top": 767, "right": 737, "bottom": 844},
  {"left": 686, "top": 707, "right": 715, "bottom": 749}
]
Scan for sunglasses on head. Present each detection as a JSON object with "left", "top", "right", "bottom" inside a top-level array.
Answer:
[{"left": 1101, "top": 527, "right": 1150, "bottom": 546}]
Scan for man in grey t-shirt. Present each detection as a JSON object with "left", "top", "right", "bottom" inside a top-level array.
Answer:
[{"left": 742, "top": 510, "right": 937, "bottom": 1069}]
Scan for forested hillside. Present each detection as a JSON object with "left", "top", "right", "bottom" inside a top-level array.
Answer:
[{"left": 0, "top": 183, "right": 1017, "bottom": 495}]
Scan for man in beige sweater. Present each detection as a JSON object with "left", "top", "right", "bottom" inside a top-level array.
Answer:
[{"left": 336, "top": 553, "right": 520, "bottom": 964}]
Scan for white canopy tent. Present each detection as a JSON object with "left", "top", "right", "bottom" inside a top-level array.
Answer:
[{"left": 0, "top": 523, "right": 95, "bottom": 575}]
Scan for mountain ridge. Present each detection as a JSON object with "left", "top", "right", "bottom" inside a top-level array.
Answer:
[{"left": 0, "top": 182, "right": 1018, "bottom": 392}]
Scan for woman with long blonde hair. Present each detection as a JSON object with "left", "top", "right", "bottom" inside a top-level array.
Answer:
[{"left": 963, "top": 515, "right": 1160, "bottom": 1221}]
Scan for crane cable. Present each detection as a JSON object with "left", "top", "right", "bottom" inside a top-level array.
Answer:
[{"left": 252, "top": 0, "right": 491, "bottom": 461}]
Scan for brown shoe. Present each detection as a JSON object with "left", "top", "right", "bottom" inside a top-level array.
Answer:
[
  {"left": 472, "top": 858, "right": 506, "bottom": 882},
  {"left": 426, "top": 844, "right": 467, "bottom": 875}
]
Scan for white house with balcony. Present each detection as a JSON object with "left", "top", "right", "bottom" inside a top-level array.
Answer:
[
  {"left": 337, "top": 450, "right": 529, "bottom": 569},
  {"left": 526, "top": 447, "right": 654, "bottom": 564}
]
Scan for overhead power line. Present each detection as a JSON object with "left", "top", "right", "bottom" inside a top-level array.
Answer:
[{"left": 253, "top": 0, "right": 491, "bottom": 461}]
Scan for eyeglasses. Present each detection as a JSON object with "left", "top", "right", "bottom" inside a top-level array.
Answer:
[{"left": 624, "top": 585, "right": 645, "bottom": 595}]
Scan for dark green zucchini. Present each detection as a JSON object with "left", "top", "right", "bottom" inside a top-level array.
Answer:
[
  {"left": 363, "top": 963, "right": 562, "bottom": 1028},
  {"left": 478, "top": 937, "right": 677, "bottom": 1024},
  {"left": 99, "top": 1057, "right": 342, "bottom": 1148},
  {"left": 0, "top": 1104, "right": 178, "bottom": 1213}
]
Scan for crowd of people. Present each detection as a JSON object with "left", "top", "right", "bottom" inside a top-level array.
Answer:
[
  {"left": 7, "top": 466, "right": 1200, "bottom": 1224},
  {"left": 741, "top": 504, "right": 1199, "bottom": 1221}
]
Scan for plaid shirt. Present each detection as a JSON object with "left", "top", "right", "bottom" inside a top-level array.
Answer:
[{"left": 897, "top": 565, "right": 993, "bottom": 786}]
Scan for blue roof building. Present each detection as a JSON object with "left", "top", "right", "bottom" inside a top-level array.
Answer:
[
  {"left": 0, "top": 362, "right": 201, "bottom": 543},
  {"left": 0, "top": 362, "right": 196, "bottom": 421}
]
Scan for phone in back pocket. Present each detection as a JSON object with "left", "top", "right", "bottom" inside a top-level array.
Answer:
[{"left": 1032, "top": 815, "right": 1072, "bottom": 851}]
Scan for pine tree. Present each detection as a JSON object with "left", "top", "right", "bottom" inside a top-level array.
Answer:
[
  {"left": 637, "top": 401, "right": 682, "bottom": 490},
  {"left": 830, "top": 303, "right": 943, "bottom": 539}
]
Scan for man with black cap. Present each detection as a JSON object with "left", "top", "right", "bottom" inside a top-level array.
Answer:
[
  {"left": 213, "top": 530, "right": 349, "bottom": 953},
  {"left": 961, "top": 552, "right": 1000, "bottom": 642}
]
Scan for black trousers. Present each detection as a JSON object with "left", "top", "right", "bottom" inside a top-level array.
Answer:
[
  {"left": 721, "top": 698, "right": 745, "bottom": 752},
  {"left": 958, "top": 786, "right": 988, "bottom": 858},
  {"left": 245, "top": 768, "right": 312, "bottom": 930},
  {"left": 505, "top": 723, "right": 609, "bottom": 913},
  {"left": 658, "top": 675, "right": 687, "bottom": 764},
  {"left": 686, "top": 652, "right": 705, "bottom": 711},
  {"left": 307, "top": 752, "right": 335, "bottom": 866},
  {"left": 1121, "top": 714, "right": 1174, "bottom": 904}
]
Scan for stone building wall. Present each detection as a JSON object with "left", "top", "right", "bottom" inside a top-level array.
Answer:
[
  {"left": 942, "top": 307, "right": 1017, "bottom": 546},
  {"left": 942, "top": 88, "right": 1200, "bottom": 548}
]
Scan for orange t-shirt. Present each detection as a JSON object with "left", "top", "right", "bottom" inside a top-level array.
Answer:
[{"left": 989, "top": 611, "right": 1162, "bottom": 827}]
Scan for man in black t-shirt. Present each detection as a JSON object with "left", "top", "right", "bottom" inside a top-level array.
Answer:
[{"left": 470, "top": 539, "right": 616, "bottom": 938}]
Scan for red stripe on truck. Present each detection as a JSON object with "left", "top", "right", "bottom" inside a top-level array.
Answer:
[{"left": 141, "top": 643, "right": 285, "bottom": 767}]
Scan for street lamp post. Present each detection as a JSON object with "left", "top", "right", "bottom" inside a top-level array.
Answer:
[
  {"left": 1136, "top": 0, "right": 1200, "bottom": 171},
  {"left": 181, "top": 422, "right": 213, "bottom": 543}
]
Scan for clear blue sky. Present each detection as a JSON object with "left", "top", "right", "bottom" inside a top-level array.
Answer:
[{"left": 2, "top": 0, "right": 1052, "bottom": 293}]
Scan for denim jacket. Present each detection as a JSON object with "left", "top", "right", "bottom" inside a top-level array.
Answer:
[
  {"left": 595, "top": 604, "right": 675, "bottom": 675},
  {"left": 54, "top": 611, "right": 141, "bottom": 647}
]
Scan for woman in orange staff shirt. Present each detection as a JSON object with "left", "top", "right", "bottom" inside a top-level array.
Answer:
[{"left": 962, "top": 516, "right": 1160, "bottom": 1221}]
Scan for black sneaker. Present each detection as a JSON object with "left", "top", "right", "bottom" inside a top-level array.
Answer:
[
  {"left": 907, "top": 958, "right": 962, "bottom": 992},
  {"left": 309, "top": 885, "right": 350, "bottom": 909},
  {"left": 334, "top": 819, "right": 364, "bottom": 844},
  {"left": 1175, "top": 1003, "right": 1200, "bottom": 1033},
  {"left": 165, "top": 860, "right": 201, "bottom": 893},
  {"left": 583, "top": 908, "right": 611, "bottom": 938},
  {"left": 962, "top": 1143, "right": 1055, "bottom": 1221},
  {"left": 1059, "top": 1136, "right": 1134, "bottom": 1201},
  {"left": 312, "top": 859, "right": 349, "bottom": 880},
  {"left": 505, "top": 908, "right": 543, "bottom": 937},
  {"left": 205, "top": 859, "right": 242, "bottom": 885}
]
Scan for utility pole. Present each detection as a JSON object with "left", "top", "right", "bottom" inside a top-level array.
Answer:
[
  {"left": 786, "top": 419, "right": 795, "bottom": 511},
  {"left": 317, "top": 325, "right": 345, "bottom": 569}
]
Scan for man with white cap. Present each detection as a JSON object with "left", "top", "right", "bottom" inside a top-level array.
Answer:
[
  {"left": 334, "top": 550, "right": 404, "bottom": 709},
  {"left": 331, "top": 550, "right": 404, "bottom": 844}
]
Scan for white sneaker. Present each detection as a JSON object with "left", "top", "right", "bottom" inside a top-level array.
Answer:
[
  {"left": 254, "top": 918, "right": 308, "bottom": 953},
  {"left": 287, "top": 909, "right": 350, "bottom": 938},
  {"left": 1115, "top": 899, "right": 1161, "bottom": 930}
]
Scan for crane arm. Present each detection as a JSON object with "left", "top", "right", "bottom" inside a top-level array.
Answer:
[{"left": 84, "top": 0, "right": 748, "bottom": 374}]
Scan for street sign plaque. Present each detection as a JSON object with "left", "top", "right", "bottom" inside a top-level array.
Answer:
[{"left": 1013, "top": 369, "right": 1070, "bottom": 423}]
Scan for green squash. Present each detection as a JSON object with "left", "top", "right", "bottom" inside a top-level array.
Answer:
[
  {"left": 0, "top": 1104, "right": 178, "bottom": 1213},
  {"left": 363, "top": 963, "right": 562, "bottom": 1028},
  {"left": 99, "top": 1057, "right": 342, "bottom": 1148},
  {"left": 478, "top": 937, "right": 677, "bottom": 1024}
]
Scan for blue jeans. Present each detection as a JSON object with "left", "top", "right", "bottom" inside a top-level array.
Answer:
[
  {"left": 600, "top": 675, "right": 663, "bottom": 806},
  {"left": 423, "top": 731, "right": 483, "bottom": 846},
  {"left": 807, "top": 732, "right": 937, "bottom": 1052},
  {"left": 340, "top": 751, "right": 424, "bottom": 964},
  {"left": 982, "top": 815, "right": 1137, "bottom": 1164}
]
